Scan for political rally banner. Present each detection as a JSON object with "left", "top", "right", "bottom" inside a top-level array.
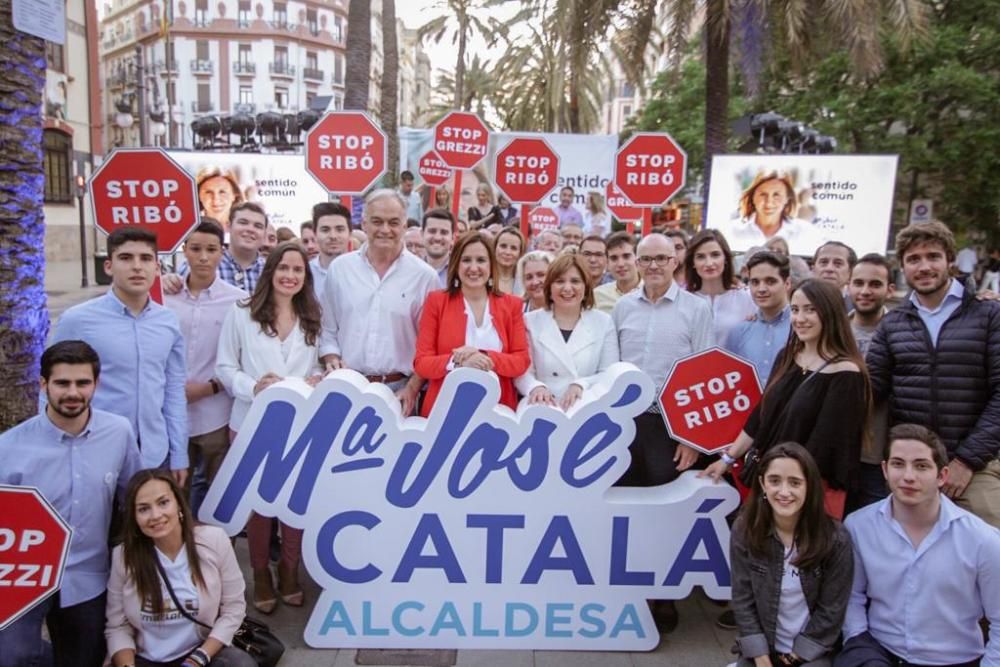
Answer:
[
  {"left": 400, "top": 127, "right": 617, "bottom": 214},
  {"left": 200, "top": 364, "right": 739, "bottom": 650},
  {"left": 705, "top": 154, "right": 899, "bottom": 256},
  {"left": 167, "top": 151, "right": 330, "bottom": 231}
]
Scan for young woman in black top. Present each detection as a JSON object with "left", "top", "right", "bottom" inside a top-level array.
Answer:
[{"left": 702, "top": 279, "right": 870, "bottom": 519}]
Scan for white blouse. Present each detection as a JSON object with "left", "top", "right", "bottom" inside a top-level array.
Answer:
[
  {"left": 694, "top": 287, "right": 756, "bottom": 346},
  {"left": 464, "top": 298, "right": 502, "bottom": 351},
  {"left": 216, "top": 303, "right": 321, "bottom": 431}
]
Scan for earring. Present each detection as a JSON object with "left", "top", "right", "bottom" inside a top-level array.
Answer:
[
  {"left": 179, "top": 511, "right": 185, "bottom": 521},
  {"left": 487, "top": 277, "right": 494, "bottom": 289},
  {"left": 452, "top": 277, "right": 460, "bottom": 288}
]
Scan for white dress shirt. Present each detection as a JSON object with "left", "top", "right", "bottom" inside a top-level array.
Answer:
[
  {"left": 215, "top": 304, "right": 321, "bottom": 431},
  {"left": 164, "top": 276, "right": 247, "bottom": 436},
  {"left": 464, "top": 298, "right": 502, "bottom": 351},
  {"left": 319, "top": 246, "right": 439, "bottom": 375},
  {"left": 516, "top": 308, "right": 619, "bottom": 399},
  {"left": 613, "top": 281, "right": 714, "bottom": 409}
]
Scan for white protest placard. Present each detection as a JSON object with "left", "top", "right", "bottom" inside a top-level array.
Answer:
[
  {"left": 13, "top": 0, "right": 65, "bottom": 44},
  {"left": 201, "top": 365, "right": 739, "bottom": 650}
]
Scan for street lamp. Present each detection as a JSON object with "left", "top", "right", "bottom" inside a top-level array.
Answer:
[
  {"left": 114, "top": 97, "right": 134, "bottom": 129},
  {"left": 75, "top": 175, "right": 88, "bottom": 288}
]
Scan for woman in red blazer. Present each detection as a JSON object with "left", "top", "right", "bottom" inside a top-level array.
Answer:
[{"left": 415, "top": 231, "right": 531, "bottom": 416}]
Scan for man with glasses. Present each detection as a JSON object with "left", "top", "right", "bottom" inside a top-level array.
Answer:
[
  {"left": 579, "top": 235, "right": 613, "bottom": 286},
  {"left": 612, "top": 233, "right": 713, "bottom": 633},
  {"left": 320, "top": 190, "right": 439, "bottom": 416}
]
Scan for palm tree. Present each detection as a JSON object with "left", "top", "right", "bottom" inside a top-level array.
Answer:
[
  {"left": 380, "top": 0, "right": 399, "bottom": 185},
  {"left": 418, "top": 0, "right": 507, "bottom": 109},
  {"left": 344, "top": 0, "right": 372, "bottom": 111},
  {"left": 0, "top": 0, "right": 49, "bottom": 430},
  {"left": 425, "top": 56, "right": 496, "bottom": 123},
  {"left": 616, "top": 0, "right": 927, "bottom": 199}
]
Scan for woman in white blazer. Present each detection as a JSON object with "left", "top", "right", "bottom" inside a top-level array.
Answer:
[
  {"left": 516, "top": 254, "right": 619, "bottom": 411},
  {"left": 215, "top": 241, "right": 322, "bottom": 616}
]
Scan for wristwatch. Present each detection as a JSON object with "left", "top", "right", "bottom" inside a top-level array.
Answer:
[
  {"left": 720, "top": 452, "right": 737, "bottom": 466},
  {"left": 209, "top": 378, "right": 221, "bottom": 395}
]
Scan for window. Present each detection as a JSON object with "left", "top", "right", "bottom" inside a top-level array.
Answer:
[
  {"left": 273, "top": 2, "right": 286, "bottom": 27},
  {"left": 306, "top": 8, "right": 317, "bottom": 34},
  {"left": 332, "top": 52, "right": 343, "bottom": 85},
  {"left": 166, "top": 41, "right": 176, "bottom": 69},
  {"left": 622, "top": 104, "right": 633, "bottom": 118},
  {"left": 238, "top": 43, "right": 252, "bottom": 66},
  {"left": 238, "top": 0, "right": 250, "bottom": 25},
  {"left": 197, "top": 82, "right": 211, "bottom": 111},
  {"left": 274, "top": 87, "right": 289, "bottom": 109},
  {"left": 239, "top": 86, "right": 253, "bottom": 105},
  {"left": 194, "top": 0, "right": 207, "bottom": 24},
  {"left": 620, "top": 82, "right": 635, "bottom": 98},
  {"left": 46, "top": 42, "right": 64, "bottom": 72},
  {"left": 333, "top": 15, "right": 343, "bottom": 42},
  {"left": 43, "top": 130, "right": 72, "bottom": 203},
  {"left": 306, "top": 51, "right": 317, "bottom": 70},
  {"left": 196, "top": 40, "right": 209, "bottom": 60}
]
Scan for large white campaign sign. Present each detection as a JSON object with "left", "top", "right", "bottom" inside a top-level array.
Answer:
[
  {"left": 705, "top": 154, "right": 899, "bottom": 256},
  {"left": 201, "top": 365, "right": 739, "bottom": 650},
  {"left": 400, "top": 127, "right": 617, "bottom": 212}
]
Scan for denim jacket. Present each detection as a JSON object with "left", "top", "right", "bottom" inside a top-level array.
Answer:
[{"left": 730, "top": 514, "right": 854, "bottom": 661}]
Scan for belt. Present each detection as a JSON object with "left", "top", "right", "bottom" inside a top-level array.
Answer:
[{"left": 363, "top": 372, "right": 407, "bottom": 384}]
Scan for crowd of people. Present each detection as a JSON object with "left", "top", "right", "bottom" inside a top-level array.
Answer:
[{"left": 0, "top": 175, "right": 997, "bottom": 667}]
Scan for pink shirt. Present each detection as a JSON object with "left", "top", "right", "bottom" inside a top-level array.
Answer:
[{"left": 164, "top": 276, "right": 247, "bottom": 436}]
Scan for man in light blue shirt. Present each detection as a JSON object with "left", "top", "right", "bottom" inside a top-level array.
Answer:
[
  {"left": 0, "top": 341, "right": 141, "bottom": 667},
  {"left": 724, "top": 250, "right": 791, "bottom": 387},
  {"left": 837, "top": 423, "right": 1000, "bottom": 667},
  {"left": 398, "top": 170, "right": 424, "bottom": 223},
  {"left": 51, "top": 228, "right": 188, "bottom": 481}
]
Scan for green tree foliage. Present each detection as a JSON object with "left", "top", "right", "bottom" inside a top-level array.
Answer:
[{"left": 758, "top": 0, "right": 999, "bottom": 241}]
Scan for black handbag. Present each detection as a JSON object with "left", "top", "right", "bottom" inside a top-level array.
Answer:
[
  {"left": 154, "top": 557, "right": 285, "bottom": 667},
  {"left": 738, "top": 359, "right": 832, "bottom": 487}
]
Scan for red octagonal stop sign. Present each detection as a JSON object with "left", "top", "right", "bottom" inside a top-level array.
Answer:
[
  {"left": 417, "top": 150, "right": 452, "bottom": 187},
  {"left": 88, "top": 148, "right": 199, "bottom": 254},
  {"left": 527, "top": 206, "right": 559, "bottom": 236},
  {"left": 305, "top": 111, "right": 387, "bottom": 195},
  {"left": 0, "top": 486, "right": 72, "bottom": 631},
  {"left": 433, "top": 111, "right": 489, "bottom": 170},
  {"left": 606, "top": 180, "right": 643, "bottom": 221},
  {"left": 494, "top": 137, "right": 559, "bottom": 204},
  {"left": 659, "top": 347, "right": 762, "bottom": 454},
  {"left": 614, "top": 132, "right": 687, "bottom": 207}
]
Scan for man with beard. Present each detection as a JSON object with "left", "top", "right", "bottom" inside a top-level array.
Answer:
[
  {"left": 0, "top": 341, "right": 141, "bottom": 667},
  {"left": 867, "top": 221, "right": 1000, "bottom": 527},
  {"left": 421, "top": 208, "right": 455, "bottom": 287}
]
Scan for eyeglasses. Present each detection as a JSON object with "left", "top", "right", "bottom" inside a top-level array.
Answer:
[{"left": 636, "top": 255, "right": 675, "bottom": 266}]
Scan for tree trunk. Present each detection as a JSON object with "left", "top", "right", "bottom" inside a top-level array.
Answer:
[
  {"left": 702, "top": 0, "right": 730, "bottom": 214},
  {"left": 0, "top": 0, "right": 49, "bottom": 430},
  {"left": 454, "top": 10, "right": 467, "bottom": 109},
  {"left": 380, "top": 0, "right": 399, "bottom": 186},
  {"left": 344, "top": 0, "right": 372, "bottom": 111}
]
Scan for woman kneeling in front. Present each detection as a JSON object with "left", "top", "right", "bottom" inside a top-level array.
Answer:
[
  {"left": 730, "top": 443, "right": 853, "bottom": 667},
  {"left": 106, "top": 470, "right": 254, "bottom": 667}
]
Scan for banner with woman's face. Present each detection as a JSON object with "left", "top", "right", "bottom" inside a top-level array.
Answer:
[{"left": 705, "top": 155, "right": 899, "bottom": 257}]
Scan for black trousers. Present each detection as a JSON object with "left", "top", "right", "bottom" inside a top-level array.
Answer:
[{"left": 615, "top": 412, "right": 705, "bottom": 487}]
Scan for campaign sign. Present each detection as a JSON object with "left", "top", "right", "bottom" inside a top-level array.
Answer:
[{"left": 201, "top": 365, "right": 739, "bottom": 650}]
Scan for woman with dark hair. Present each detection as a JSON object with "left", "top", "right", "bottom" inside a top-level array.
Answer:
[
  {"left": 494, "top": 227, "right": 525, "bottom": 294},
  {"left": 215, "top": 241, "right": 322, "bottom": 613},
  {"left": 685, "top": 229, "right": 756, "bottom": 345},
  {"left": 702, "top": 279, "right": 870, "bottom": 519},
  {"left": 730, "top": 443, "right": 854, "bottom": 666},
  {"left": 105, "top": 470, "right": 254, "bottom": 667},
  {"left": 516, "top": 254, "right": 619, "bottom": 410},
  {"left": 414, "top": 232, "right": 530, "bottom": 416}
]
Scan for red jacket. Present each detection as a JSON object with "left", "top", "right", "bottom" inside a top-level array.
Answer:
[{"left": 414, "top": 289, "right": 530, "bottom": 416}]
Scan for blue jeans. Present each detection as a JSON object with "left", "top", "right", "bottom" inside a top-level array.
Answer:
[{"left": 0, "top": 591, "right": 106, "bottom": 667}]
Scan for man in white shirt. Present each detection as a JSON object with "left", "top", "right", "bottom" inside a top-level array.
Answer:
[
  {"left": 309, "top": 202, "right": 353, "bottom": 300},
  {"left": 837, "top": 423, "right": 1000, "bottom": 667},
  {"left": 613, "top": 232, "right": 714, "bottom": 487},
  {"left": 399, "top": 170, "right": 424, "bottom": 223},
  {"left": 163, "top": 220, "right": 246, "bottom": 514},
  {"left": 422, "top": 208, "right": 455, "bottom": 288},
  {"left": 320, "top": 190, "right": 439, "bottom": 416},
  {"left": 956, "top": 244, "right": 978, "bottom": 283}
]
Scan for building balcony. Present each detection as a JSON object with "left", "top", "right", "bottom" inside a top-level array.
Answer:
[
  {"left": 156, "top": 58, "right": 178, "bottom": 75},
  {"left": 190, "top": 59, "right": 213, "bottom": 75},
  {"left": 302, "top": 67, "right": 323, "bottom": 82},
  {"left": 233, "top": 61, "right": 256, "bottom": 76},
  {"left": 270, "top": 19, "right": 289, "bottom": 30},
  {"left": 269, "top": 62, "right": 295, "bottom": 78},
  {"left": 237, "top": 17, "right": 251, "bottom": 27},
  {"left": 191, "top": 100, "right": 213, "bottom": 113},
  {"left": 192, "top": 15, "right": 210, "bottom": 27}
]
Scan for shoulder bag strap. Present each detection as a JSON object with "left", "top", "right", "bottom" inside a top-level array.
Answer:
[{"left": 153, "top": 554, "right": 214, "bottom": 631}]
